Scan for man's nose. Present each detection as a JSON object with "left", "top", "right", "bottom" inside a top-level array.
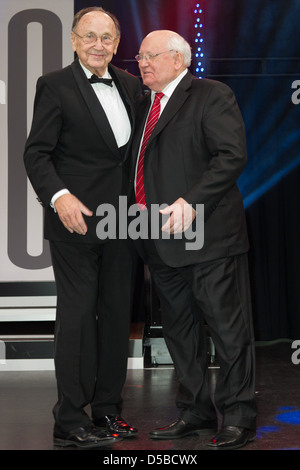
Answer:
[
  {"left": 93, "top": 38, "right": 105, "bottom": 48},
  {"left": 139, "top": 59, "right": 150, "bottom": 69}
]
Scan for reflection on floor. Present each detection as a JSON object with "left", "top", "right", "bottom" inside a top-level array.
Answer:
[{"left": 0, "top": 341, "right": 299, "bottom": 455}]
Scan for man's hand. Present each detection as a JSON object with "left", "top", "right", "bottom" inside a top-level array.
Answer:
[
  {"left": 54, "top": 193, "right": 93, "bottom": 235},
  {"left": 160, "top": 197, "right": 196, "bottom": 234}
]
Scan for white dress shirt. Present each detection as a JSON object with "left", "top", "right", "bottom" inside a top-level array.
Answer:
[{"left": 80, "top": 62, "right": 131, "bottom": 147}]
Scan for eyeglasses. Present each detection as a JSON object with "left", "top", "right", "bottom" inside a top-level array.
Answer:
[
  {"left": 135, "top": 50, "right": 176, "bottom": 62},
  {"left": 72, "top": 30, "right": 117, "bottom": 45}
]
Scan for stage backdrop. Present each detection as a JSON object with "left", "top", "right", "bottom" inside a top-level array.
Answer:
[
  {"left": 0, "top": 0, "right": 73, "bottom": 284},
  {"left": 0, "top": 0, "right": 299, "bottom": 340}
]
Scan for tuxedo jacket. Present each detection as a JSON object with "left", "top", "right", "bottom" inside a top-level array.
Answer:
[
  {"left": 130, "top": 72, "right": 250, "bottom": 267},
  {"left": 24, "top": 58, "right": 141, "bottom": 244}
]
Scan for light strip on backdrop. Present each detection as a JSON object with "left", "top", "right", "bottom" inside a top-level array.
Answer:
[{"left": 193, "top": 3, "right": 205, "bottom": 78}]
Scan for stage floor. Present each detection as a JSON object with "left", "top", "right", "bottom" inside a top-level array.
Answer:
[{"left": 0, "top": 340, "right": 299, "bottom": 454}]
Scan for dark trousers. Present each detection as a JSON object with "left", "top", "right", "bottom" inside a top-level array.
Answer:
[
  {"left": 148, "top": 250, "right": 256, "bottom": 430},
  {"left": 50, "top": 239, "right": 137, "bottom": 432}
]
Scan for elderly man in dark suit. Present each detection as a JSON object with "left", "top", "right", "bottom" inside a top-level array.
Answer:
[
  {"left": 131, "top": 30, "right": 256, "bottom": 449},
  {"left": 24, "top": 7, "right": 141, "bottom": 448}
]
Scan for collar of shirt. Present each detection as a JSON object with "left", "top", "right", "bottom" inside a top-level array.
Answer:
[{"left": 150, "top": 68, "right": 188, "bottom": 111}]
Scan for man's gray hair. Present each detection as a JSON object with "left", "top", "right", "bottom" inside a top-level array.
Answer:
[{"left": 168, "top": 34, "right": 192, "bottom": 67}]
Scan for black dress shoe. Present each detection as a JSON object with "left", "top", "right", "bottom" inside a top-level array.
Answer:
[
  {"left": 149, "top": 417, "right": 217, "bottom": 440},
  {"left": 94, "top": 415, "right": 138, "bottom": 438},
  {"left": 53, "top": 423, "right": 120, "bottom": 448},
  {"left": 207, "top": 426, "right": 256, "bottom": 449}
]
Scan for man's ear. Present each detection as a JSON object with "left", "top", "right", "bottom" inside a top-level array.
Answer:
[
  {"left": 174, "top": 51, "right": 184, "bottom": 70},
  {"left": 113, "top": 37, "right": 120, "bottom": 55},
  {"left": 71, "top": 32, "right": 77, "bottom": 52}
]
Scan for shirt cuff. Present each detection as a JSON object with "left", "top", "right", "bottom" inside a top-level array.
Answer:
[{"left": 50, "top": 189, "right": 70, "bottom": 212}]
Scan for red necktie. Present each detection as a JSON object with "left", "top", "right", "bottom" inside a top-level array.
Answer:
[{"left": 136, "top": 92, "right": 164, "bottom": 210}]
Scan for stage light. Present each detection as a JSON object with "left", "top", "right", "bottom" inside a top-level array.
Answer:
[
  {"left": 193, "top": 2, "right": 204, "bottom": 78},
  {"left": 255, "top": 425, "right": 281, "bottom": 439},
  {"left": 275, "top": 408, "right": 300, "bottom": 425}
]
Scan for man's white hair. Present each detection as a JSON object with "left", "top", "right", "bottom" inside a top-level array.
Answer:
[{"left": 168, "top": 33, "right": 192, "bottom": 67}]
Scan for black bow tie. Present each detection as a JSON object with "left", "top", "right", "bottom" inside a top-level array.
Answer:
[{"left": 89, "top": 74, "right": 113, "bottom": 87}]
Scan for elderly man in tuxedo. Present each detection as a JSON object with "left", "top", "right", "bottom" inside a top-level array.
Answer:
[
  {"left": 24, "top": 7, "right": 141, "bottom": 448},
  {"left": 131, "top": 30, "right": 256, "bottom": 450}
]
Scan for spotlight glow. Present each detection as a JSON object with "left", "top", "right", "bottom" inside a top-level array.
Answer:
[{"left": 275, "top": 409, "right": 300, "bottom": 425}]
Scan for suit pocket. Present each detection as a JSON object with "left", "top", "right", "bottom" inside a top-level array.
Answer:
[{"left": 163, "top": 119, "right": 194, "bottom": 133}]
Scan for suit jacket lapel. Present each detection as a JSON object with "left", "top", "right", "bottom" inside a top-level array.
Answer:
[
  {"left": 108, "top": 64, "right": 137, "bottom": 161},
  {"left": 131, "top": 73, "right": 193, "bottom": 181},
  {"left": 132, "top": 93, "right": 151, "bottom": 157}
]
